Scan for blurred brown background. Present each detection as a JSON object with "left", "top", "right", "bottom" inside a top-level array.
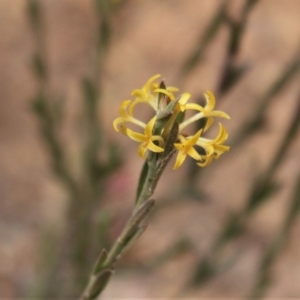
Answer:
[{"left": 0, "top": 0, "right": 300, "bottom": 298}]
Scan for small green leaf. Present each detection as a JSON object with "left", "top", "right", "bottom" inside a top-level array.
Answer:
[
  {"left": 130, "top": 198, "right": 155, "bottom": 229},
  {"left": 119, "top": 224, "right": 147, "bottom": 258},
  {"left": 93, "top": 249, "right": 108, "bottom": 274},
  {"left": 135, "top": 160, "right": 149, "bottom": 203},
  {"left": 83, "top": 268, "right": 114, "bottom": 299},
  {"left": 115, "top": 199, "right": 155, "bottom": 259},
  {"left": 159, "top": 122, "right": 179, "bottom": 162}
]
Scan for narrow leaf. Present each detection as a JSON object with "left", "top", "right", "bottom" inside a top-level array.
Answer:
[
  {"left": 82, "top": 268, "right": 114, "bottom": 300},
  {"left": 135, "top": 160, "right": 149, "bottom": 203},
  {"left": 118, "top": 224, "right": 148, "bottom": 257},
  {"left": 93, "top": 249, "right": 107, "bottom": 274},
  {"left": 130, "top": 198, "right": 155, "bottom": 230}
]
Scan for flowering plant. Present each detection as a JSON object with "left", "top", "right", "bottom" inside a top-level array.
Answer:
[
  {"left": 81, "top": 75, "right": 230, "bottom": 299},
  {"left": 114, "top": 74, "right": 230, "bottom": 170}
]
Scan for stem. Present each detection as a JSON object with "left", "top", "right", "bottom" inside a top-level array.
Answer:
[
  {"left": 102, "top": 195, "right": 155, "bottom": 269},
  {"left": 80, "top": 160, "right": 159, "bottom": 300},
  {"left": 136, "top": 159, "right": 157, "bottom": 207},
  {"left": 80, "top": 113, "right": 179, "bottom": 300}
]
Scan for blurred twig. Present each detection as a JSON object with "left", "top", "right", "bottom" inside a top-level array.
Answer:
[
  {"left": 217, "top": 0, "right": 258, "bottom": 94},
  {"left": 249, "top": 173, "right": 300, "bottom": 299},
  {"left": 231, "top": 53, "right": 300, "bottom": 148},
  {"left": 178, "top": 1, "right": 300, "bottom": 295},
  {"left": 81, "top": 198, "right": 156, "bottom": 300},
  {"left": 180, "top": 1, "right": 227, "bottom": 75},
  {"left": 184, "top": 0, "right": 258, "bottom": 191},
  {"left": 189, "top": 93, "right": 300, "bottom": 287},
  {"left": 28, "top": 0, "right": 122, "bottom": 297},
  {"left": 185, "top": 47, "right": 300, "bottom": 199}
]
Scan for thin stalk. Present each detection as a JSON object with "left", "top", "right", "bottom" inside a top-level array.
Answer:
[
  {"left": 80, "top": 122, "right": 179, "bottom": 299},
  {"left": 80, "top": 175, "right": 158, "bottom": 300}
]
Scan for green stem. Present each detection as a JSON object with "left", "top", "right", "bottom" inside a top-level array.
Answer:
[
  {"left": 80, "top": 120, "right": 179, "bottom": 300},
  {"left": 103, "top": 186, "right": 156, "bottom": 269},
  {"left": 80, "top": 163, "right": 159, "bottom": 300},
  {"left": 135, "top": 159, "right": 157, "bottom": 207}
]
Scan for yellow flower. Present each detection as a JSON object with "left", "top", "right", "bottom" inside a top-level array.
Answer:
[
  {"left": 173, "top": 129, "right": 202, "bottom": 170},
  {"left": 174, "top": 123, "right": 230, "bottom": 170},
  {"left": 113, "top": 100, "right": 146, "bottom": 133},
  {"left": 179, "top": 90, "right": 230, "bottom": 132},
  {"left": 129, "top": 74, "right": 179, "bottom": 115},
  {"left": 125, "top": 117, "right": 164, "bottom": 159},
  {"left": 113, "top": 75, "right": 230, "bottom": 168},
  {"left": 113, "top": 99, "right": 164, "bottom": 158},
  {"left": 196, "top": 123, "right": 230, "bottom": 166},
  {"left": 195, "top": 123, "right": 229, "bottom": 155}
]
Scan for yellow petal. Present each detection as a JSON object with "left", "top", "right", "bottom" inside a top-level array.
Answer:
[
  {"left": 154, "top": 89, "right": 175, "bottom": 101},
  {"left": 131, "top": 89, "right": 144, "bottom": 98},
  {"left": 187, "top": 147, "right": 202, "bottom": 161},
  {"left": 138, "top": 143, "right": 147, "bottom": 159},
  {"left": 205, "top": 145, "right": 215, "bottom": 156},
  {"left": 146, "top": 74, "right": 161, "bottom": 90},
  {"left": 209, "top": 110, "right": 230, "bottom": 119},
  {"left": 185, "top": 103, "right": 206, "bottom": 113},
  {"left": 147, "top": 140, "right": 164, "bottom": 153},
  {"left": 197, "top": 156, "right": 212, "bottom": 167},
  {"left": 178, "top": 93, "right": 192, "bottom": 111},
  {"left": 119, "top": 123, "right": 128, "bottom": 135},
  {"left": 129, "top": 99, "right": 140, "bottom": 115},
  {"left": 126, "top": 128, "right": 146, "bottom": 143},
  {"left": 144, "top": 116, "right": 157, "bottom": 136},
  {"left": 187, "top": 128, "right": 203, "bottom": 146},
  {"left": 167, "top": 86, "right": 179, "bottom": 92},
  {"left": 119, "top": 100, "right": 132, "bottom": 118},
  {"left": 179, "top": 93, "right": 191, "bottom": 104},
  {"left": 213, "top": 145, "right": 230, "bottom": 158},
  {"left": 204, "top": 90, "right": 215, "bottom": 111},
  {"left": 204, "top": 117, "right": 214, "bottom": 132},
  {"left": 113, "top": 117, "right": 124, "bottom": 132},
  {"left": 214, "top": 123, "right": 228, "bottom": 144},
  {"left": 173, "top": 151, "right": 186, "bottom": 170},
  {"left": 174, "top": 142, "right": 184, "bottom": 151}
]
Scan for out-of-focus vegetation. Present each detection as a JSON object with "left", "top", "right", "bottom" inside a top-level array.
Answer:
[{"left": 0, "top": 0, "right": 299, "bottom": 298}]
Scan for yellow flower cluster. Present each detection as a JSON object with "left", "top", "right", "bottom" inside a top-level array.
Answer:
[{"left": 113, "top": 74, "right": 230, "bottom": 169}]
